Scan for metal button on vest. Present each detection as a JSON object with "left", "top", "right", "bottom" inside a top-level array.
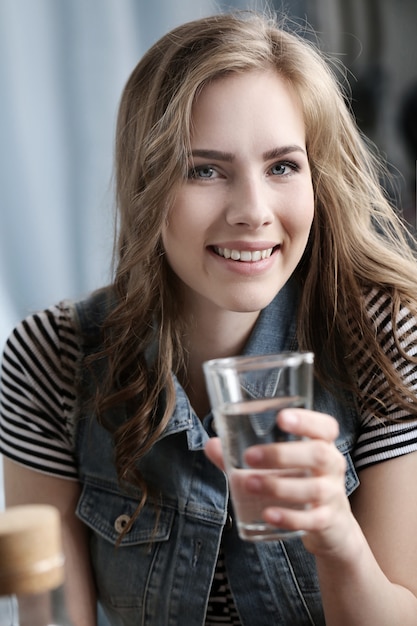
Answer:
[{"left": 114, "top": 514, "right": 131, "bottom": 534}]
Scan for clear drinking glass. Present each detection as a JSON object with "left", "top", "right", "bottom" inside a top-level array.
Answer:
[{"left": 203, "top": 351, "right": 314, "bottom": 541}]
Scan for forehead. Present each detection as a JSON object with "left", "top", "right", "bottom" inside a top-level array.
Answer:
[{"left": 190, "top": 70, "right": 306, "bottom": 149}]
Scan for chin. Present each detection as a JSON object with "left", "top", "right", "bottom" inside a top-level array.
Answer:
[{"left": 224, "top": 292, "right": 278, "bottom": 314}]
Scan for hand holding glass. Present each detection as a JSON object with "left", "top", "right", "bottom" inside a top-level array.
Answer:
[{"left": 203, "top": 352, "right": 314, "bottom": 541}]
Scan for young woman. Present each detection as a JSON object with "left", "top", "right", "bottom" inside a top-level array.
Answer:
[{"left": 1, "top": 11, "right": 417, "bottom": 626}]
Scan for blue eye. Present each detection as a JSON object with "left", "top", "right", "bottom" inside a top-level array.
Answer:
[
  {"left": 188, "top": 166, "right": 215, "bottom": 179},
  {"left": 270, "top": 162, "right": 298, "bottom": 176}
]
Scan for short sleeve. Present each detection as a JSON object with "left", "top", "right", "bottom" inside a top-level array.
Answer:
[
  {"left": 0, "top": 302, "right": 80, "bottom": 480},
  {"left": 353, "top": 290, "right": 417, "bottom": 470}
]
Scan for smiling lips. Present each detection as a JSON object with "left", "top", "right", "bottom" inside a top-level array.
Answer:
[{"left": 213, "top": 246, "right": 278, "bottom": 262}]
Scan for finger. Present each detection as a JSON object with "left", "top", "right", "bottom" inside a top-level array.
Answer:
[
  {"left": 245, "top": 472, "right": 340, "bottom": 507},
  {"left": 204, "top": 437, "right": 226, "bottom": 472},
  {"left": 278, "top": 409, "right": 339, "bottom": 443},
  {"left": 244, "top": 439, "right": 347, "bottom": 476},
  {"left": 262, "top": 503, "right": 335, "bottom": 534}
]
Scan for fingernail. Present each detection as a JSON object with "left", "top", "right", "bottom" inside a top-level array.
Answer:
[
  {"left": 267, "top": 510, "right": 282, "bottom": 523},
  {"left": 280, "top": 410, "right": 299, "bottom": 426},
  {"left": 246, "top": 476, "right": 262, "bottom": 492},
  {"left": 245, "top": 447, "right": 263, "bottom": 464}
]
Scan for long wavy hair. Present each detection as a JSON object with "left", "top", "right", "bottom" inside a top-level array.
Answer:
[{"left": 93, "top": 11, "right": 417, "bottom": 495}]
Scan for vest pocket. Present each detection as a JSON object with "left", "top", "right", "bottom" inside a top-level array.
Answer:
[
  {"left": 76, "top": 478, "right": 174, "bottom": 545},
  {"left": 76, "top": 478, "right": 176, "bottom": 611}
]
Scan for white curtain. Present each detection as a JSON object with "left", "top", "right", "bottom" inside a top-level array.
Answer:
[
  {"left": 0, "top": 0, "right": 284, "bottom": 349},
  {"left": 0, "top": 0, "right": 204, "bottom": 351},
  {"left": 1, "top": 0, "right": 285, "bottom": 511}
]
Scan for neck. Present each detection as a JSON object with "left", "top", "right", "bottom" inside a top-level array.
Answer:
[{"left": 180, "top": 306, "right": 260, "bottom": 418}]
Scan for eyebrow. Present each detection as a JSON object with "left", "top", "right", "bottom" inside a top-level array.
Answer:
[
  {"left": 263, "top": 145, "right": 306, "bottom": 160},
  {"left": 190, "top": 145, "right": 306, "bottom": 162}
]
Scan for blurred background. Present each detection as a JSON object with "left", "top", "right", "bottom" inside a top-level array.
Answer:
[{"left": 0, "top": 0, "right": 416, "bottom": 505}]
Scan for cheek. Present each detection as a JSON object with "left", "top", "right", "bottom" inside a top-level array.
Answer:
[
  {"left": 164, "top": 192, "right": 219, "bottom": 245},
  {"left": 161, "top": 204, "right": 189, "bottom": 247},
  {"left": 281, "top": 191, "right": 314, "bottom": 238},
  {"left": 164, "top": 190, "right": 201, "bottom": 234}
]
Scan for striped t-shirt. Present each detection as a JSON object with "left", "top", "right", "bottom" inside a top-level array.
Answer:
[{"left": 1, "top": 290, "right": 417, "bottom": 625}]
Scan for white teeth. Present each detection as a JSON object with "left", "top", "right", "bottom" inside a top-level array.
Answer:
[{"left": 215, "top": 247, "right": 274, "bottom": 262}]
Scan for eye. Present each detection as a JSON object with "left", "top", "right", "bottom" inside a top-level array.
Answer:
[
  {"left": 188, "top": 165, "right": 218, "bottom": 180},
  {"left": 269, "top": 161, "right": 298, "bottom": 176}
]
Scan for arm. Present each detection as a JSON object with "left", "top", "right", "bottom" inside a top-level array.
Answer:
[
  {"left": 316, "top": 451, "right": 417, "bottom": 625},
  {"left": 3, "top": 457, "right": 97, "bottom": 626},
  {"left": 205, "top": 410, "right": 417, "bottom": 624}
]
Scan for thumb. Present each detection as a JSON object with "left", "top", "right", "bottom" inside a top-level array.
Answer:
[{"left": 204, "top": 437, "right": 225, "bottom": 472}]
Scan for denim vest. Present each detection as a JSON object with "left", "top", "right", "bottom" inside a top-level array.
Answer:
[{"left": 72, "top": 279, "right": 360, "bottom": 626}]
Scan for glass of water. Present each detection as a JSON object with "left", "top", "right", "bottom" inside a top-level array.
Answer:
[{"left": 203, "top": 351, "right": 314, "bottom": 542}]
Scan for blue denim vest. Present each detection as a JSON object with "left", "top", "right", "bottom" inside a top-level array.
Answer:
[{"left": 72, "top": 278, "right": 360, "bottom": 626}]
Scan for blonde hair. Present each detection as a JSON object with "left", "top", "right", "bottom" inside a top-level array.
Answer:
[{"left": 95, "top": 11, "right": 417, "bottom": 492}]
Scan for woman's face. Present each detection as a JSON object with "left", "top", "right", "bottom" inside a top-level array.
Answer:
[{"left": 161, "top": 70, "right": 314, "bottom": 316}]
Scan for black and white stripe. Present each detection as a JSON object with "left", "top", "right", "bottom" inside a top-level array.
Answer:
[
  {"left": 352, "top": 289, "right": 417, "bottom": 469},
  {"left": 205, "top": 550, "right": 242, "bottom": 625},
  {"left": 0, "top": 302, "right": 79, "bottom": 479}
]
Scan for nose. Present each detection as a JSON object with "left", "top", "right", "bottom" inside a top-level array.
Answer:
[{"left": 225, "top": 174, "right": 274, "bottom": 229}]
